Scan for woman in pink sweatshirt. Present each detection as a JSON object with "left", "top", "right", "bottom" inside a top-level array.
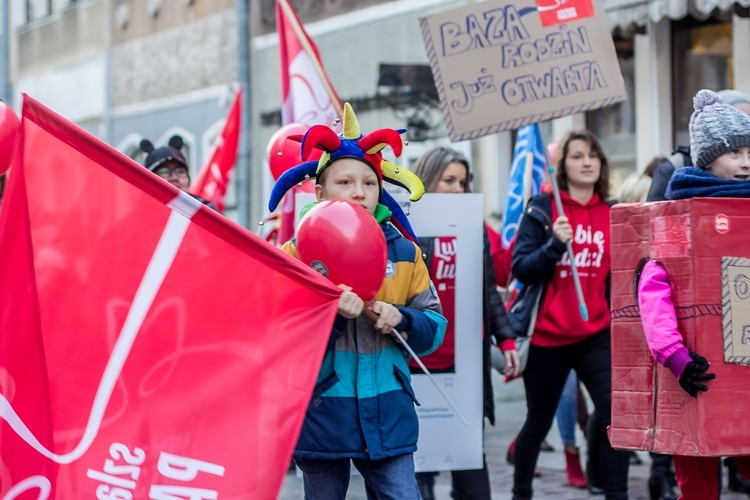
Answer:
[{"left": 637, "top": 89, "right": 750, "bottom": 499}]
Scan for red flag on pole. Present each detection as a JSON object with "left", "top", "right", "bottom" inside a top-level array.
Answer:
[
  {"left": 189, "top": 88, "right": 242, "bottom": 213},
  {"left": 276, "top": 0, "right": 342, "bottom": 127},
  {"left": 275, "top": 0, "right": 343, "bottom": 245},
  {"left": 0, "top": 95, "right": 340, "bottom": 499}
]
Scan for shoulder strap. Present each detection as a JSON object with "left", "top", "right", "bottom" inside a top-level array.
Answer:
[
  {"left": 503, "top": 195, "right": 553, "bottom": 296},
  {"left": 418, "top": 237, "right": 434, "bottom": 269}
]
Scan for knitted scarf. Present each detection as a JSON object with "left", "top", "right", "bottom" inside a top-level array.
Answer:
[{"left": 666, "top": 167, "right": 750, "bottom": 200}]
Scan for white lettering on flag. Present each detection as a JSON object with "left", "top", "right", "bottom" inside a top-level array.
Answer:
[{"left": 0, "top": 192, "right": 199, "bottom": 464}]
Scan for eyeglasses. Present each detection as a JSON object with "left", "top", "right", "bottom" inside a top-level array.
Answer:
[{"left": 154, "top": 165, "right": 189, "bottom": 178}]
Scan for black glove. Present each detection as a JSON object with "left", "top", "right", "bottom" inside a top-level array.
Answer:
[{"left": 679, "top": 351, "right": 716, "bottom": 397}]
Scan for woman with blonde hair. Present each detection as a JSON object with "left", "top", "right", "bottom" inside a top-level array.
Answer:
[{"left": 617, "top": 157, "right": 665, "bottom": 203}]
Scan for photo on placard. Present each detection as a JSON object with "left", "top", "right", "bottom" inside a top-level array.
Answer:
[{"left": 410, "top": 235, "right": 458, "bottom": 374}]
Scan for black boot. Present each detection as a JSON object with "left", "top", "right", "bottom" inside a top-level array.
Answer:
[
  {"left": 586, "top": 411, "right": 604, "bottom": 495},
  {"left": 416, "top": 472, "right": 437, "bottom": 500},
  {"left": 648, "top": 454, "right": 678, "bottom": 500},
  {"left": 726, "top": 457, "right": 750, "bottom": 493},
  {"left": 586, "top": 448, "right": 604, "bottom": 495}
]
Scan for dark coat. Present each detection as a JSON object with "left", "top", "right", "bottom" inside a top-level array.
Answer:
[
  {"left": 646, "top": 147, "right": 692, "bottom": 202},
  {"left": 511, "top": 194, "right": 565, "bottom": 286}
]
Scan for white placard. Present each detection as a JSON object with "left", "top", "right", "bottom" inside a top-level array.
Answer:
[{"left": 403, "top": 193, "right": 484, "bottom": 472}]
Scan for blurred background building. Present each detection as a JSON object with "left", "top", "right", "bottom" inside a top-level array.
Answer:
[{"left": 3, "top": 0, "right": 749, "bottom": 226}]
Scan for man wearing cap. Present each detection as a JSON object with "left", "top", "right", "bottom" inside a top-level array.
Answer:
[{"left": 140, "top": 135, "right": 216, "bottom": 210}]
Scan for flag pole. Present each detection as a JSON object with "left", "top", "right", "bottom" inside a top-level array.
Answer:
[
  {"left": 362, "top": 310, "right": 469, "bottom": 426},
  {"left": 392, "top": 329, "right": 470, "bottom": 427},
  {"left": 522, "top": 151, "right": 534, "bottom": 207},
  {"left": 276, "top": 0, "right": 343, "bottom": 117},
  {"left": 538, "top": 124, "right": 589, "bottom": 321}
]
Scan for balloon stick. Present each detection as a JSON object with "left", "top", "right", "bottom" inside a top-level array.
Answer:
[{"left": 363, "top": 310, "right": 469, "bottom": 427}]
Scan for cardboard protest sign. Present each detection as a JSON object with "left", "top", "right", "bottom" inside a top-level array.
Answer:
[
  {"left": 722, "top": 257, "right": 750, "bottom": 365},
  {"left": 420, "top": 0, "right": 626, "bottom": 141}
]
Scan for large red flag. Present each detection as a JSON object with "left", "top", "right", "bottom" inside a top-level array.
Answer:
[
  {"left": 0, "top": 95, "right": 340, "bottom": 499},
  {"left": 275, "top": 0, "right": 343, "bottom": 245},
  {"left": 189, "top": 88, "right": 242, "bottom": 213}
]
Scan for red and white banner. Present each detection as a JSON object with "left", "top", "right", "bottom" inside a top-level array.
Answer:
[
  {"left": 0, "top": 95, "right": 340, "bottom": 499},
  {"left": 276, "top": 0, "right": 342, "bottom": 128},
  {"left": 189, "top": 88, "right": 242, "bottom": 213},
  {"left": 275, "top": 0, "right": 343, "bottom": 245}
]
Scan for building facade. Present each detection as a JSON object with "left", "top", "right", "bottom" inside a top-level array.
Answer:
[{"left": 5, "top": 0, "right": 750, "bottom": 225}]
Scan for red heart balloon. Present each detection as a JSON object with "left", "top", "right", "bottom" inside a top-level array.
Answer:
[
  {"left": 266, "top": 123, "right": 322, "bottom": 180},
  {"left": 296, "top": 200, "right": 387, "bottom": 301},
  {"left": 0, "top": 102, "right": 21, "bottom": 175}
]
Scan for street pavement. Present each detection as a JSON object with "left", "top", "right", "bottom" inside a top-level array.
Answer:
[{"left": 278, "top": 370, "right": 748, "bottom": 499}]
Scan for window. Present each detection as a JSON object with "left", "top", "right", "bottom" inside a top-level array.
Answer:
[
  {"left": 119, "top": 140, "right": 147, "bottom": 167},
  {"left": 585, "top": 34, "right": 636, "bottom": 172},
  {"left": 672, "top": 18, "right": 733, "bottom": 147},
  {"left": 23, "top": 0, "right": 33, "bottom": 24}
]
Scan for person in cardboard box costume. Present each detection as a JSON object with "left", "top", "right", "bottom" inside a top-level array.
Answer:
[{"left": 636, "top": 89, "right": 750, "bottom": 499}]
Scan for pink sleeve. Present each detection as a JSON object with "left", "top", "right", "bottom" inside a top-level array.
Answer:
[{"left": 637, "top": 260, "right": 686, "bottom": 365}]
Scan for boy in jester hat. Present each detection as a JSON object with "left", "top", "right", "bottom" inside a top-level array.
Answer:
[{"left": 268, "top": 103, "right": 447, "bottom": 499}]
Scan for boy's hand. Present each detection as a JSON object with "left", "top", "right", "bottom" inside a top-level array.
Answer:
[
  {"left": 553, "top": 216, "right": 572, "bottom": 244},
  {"left": 368, "top": 301, "right": 403, "bottom": 335},
  {"left": 337, "top": 285, "right": 364, "bottom": 319}
]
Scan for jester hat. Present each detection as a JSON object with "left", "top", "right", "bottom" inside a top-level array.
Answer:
[{"left": 268, "top": 103, "right": 425, "bottom": 241}]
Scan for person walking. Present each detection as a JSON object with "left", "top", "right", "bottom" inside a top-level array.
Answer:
[
  {"left": 510, "top": 130, "right": 630, "bottom": 500},
  {"left": 270, "top": 102, "right": 447, "bottom": 500},
  {"left": 410, "top": 146, "right": 519, "bottom": 500},
  {"left": 636, "top": 89, "right": 750, "bottom": 500}
]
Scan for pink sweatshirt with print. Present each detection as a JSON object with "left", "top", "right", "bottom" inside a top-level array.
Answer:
[{"left": 637, "top": 260, "right": 693, "bottom": 379}]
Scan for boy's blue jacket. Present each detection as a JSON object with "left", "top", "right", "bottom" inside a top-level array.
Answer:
[{"left": 282, "top": 218, "right": 447, "bottom": 461}]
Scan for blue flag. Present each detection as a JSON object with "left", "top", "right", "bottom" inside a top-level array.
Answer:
[{"left": 500, "top": 124, "right": 548, "bottom": 249}]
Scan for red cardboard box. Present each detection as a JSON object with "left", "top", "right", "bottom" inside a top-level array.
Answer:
[{"left": 609, "top": 198, "right": 750, "bottom": 456}]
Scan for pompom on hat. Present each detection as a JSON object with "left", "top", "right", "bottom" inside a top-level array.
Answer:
[
  {"left": 268, "top": 103, "right": 425, "bottom": 241},
  {"left": 689, "top": 89, "right": 750, "bottom": 169}
]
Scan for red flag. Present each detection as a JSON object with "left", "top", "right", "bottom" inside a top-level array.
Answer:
[
  {"left": 275, "top": 0, "right": 344, "bottom": 245},
  {"left": 189, "top": 88, "right": 242, "bottom": 213},
  {"left": 0, "top": 95, "right": 340, "bottom": 498},
  {"left": 276, "top": 0, "right": 342, "bottom": 127}
]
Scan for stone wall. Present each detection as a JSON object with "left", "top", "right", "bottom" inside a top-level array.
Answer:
[
  {"left": 16, "top": 1, "right": 106, "bottom": 78},
  {"left": 111, "top": 10, "right": 236, "bottom": 107}
]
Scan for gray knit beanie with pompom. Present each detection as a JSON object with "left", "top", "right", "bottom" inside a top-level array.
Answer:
[{"left": 689, "top": 89, "right": 750, "bottom": 169}]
